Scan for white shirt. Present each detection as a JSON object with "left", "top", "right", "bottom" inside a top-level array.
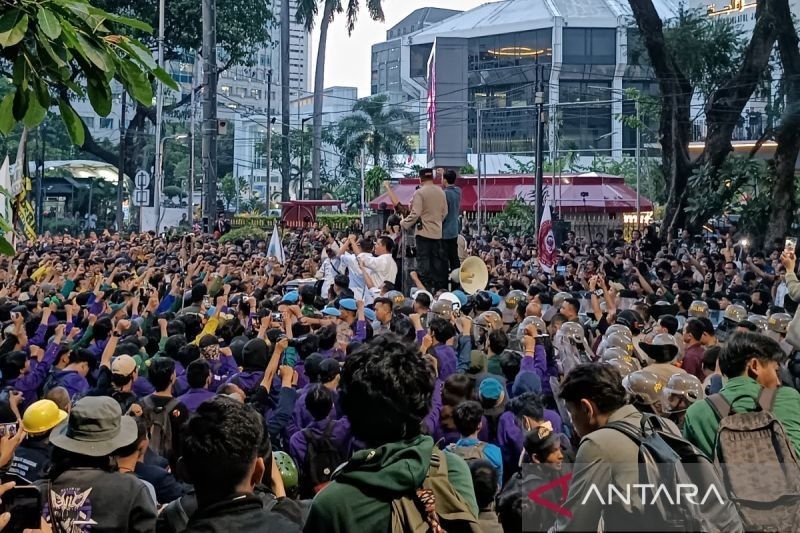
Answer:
[
  {"left": 339, "top": 252, "right": 375, "bottom": 304},
  {"left": 359, "top": 253, "right": 398, "bottom": 290},
  {"left": 316, "top": 257, "right": 343, "bottom": 297}
]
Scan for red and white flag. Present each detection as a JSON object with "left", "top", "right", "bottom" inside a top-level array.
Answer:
[{"left": 537, "top": 194, "right": 556, "bottom": 274}]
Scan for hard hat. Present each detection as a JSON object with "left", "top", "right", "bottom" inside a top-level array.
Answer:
[
  {"left": 661, "top": 373, "right": 704, "bottom": 414},
  {"left": 410, "top": 289, "right": 433, "bottom": 303},
  {"left": 385, "top": 290, "right": 406, "bottom": 308},
  {"left": 273, "top": 451, "right": 299, "bottom": 490},
  {"left": 768, "top": 312, "right": 792, "bottom": 334},
  {"left": 605, "top": 357, "right": 640, "bottom": 378},
  {"left": 724, "top": 304, "right": 748, "bottom": 324},
  {"left": 688, "top": 300, "right": 710, "bottom": 319},
  {"left": 430, "top": 300, "right": 454, "bottom": 321},
  {"left": 622, "top": 370, "right": 666, "bottom": 406},
  {"left": 605, "top": 324, "right": 632, "bottom": 340},
  {"left": 518, "top": 316, "right": 548, "bottom": 340},
  {"left": 638, "top": 333, "right": 680, "bottom": 363},
  {"left": 438, "top": 292, "right": 462, "bottom": 311},
  {"left": 21, "top": 399, "right": 68, "bottom": 435},
  {"left": 746, "top": 314, "right": 769, "bottom": 332},
  {"left": 605, "top": 332, "right": 635, "bottom": 356},
  {"left": 553, "top": 292, "right": 572, "bottom": 309},
  {"left": 475, "top": 311, "right": 503, "bottom": 332},
  {"left": 559, "top": 321, "right": 585, "bottom": 344}
]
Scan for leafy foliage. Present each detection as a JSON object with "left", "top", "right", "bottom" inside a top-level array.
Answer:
[
  {"left": 218, "top": 173, "right": 248, "bottom": 211},
  {"left": 0, "top": 0, "right": 178, "bottom": 144},
  {"left": 218, "top": 226, "right": 268, "bottom": 244},
  {"left": 334, "top": 94, "right": 414, "bottom": 171},
  {"left": 459, "top": 163, "right": 476, "bottom": 175},
  {"left": 364, "top": 166, "right": 389, "bottom": 201}
]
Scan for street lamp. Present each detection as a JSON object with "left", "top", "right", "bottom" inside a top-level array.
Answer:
[
  {"left": 588, "top": 85, "right": 642, "bottom": 230},
  {"left": 154, "top": 133, "right": 188, "bottom": 233},
  {"left": 299, "top": 116, "right": 312, "bottom": 200}
]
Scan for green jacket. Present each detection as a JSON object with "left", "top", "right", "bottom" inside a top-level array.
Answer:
[
  {"left": 683, "top": 376, "right": 800, "bottom": 459},
  {"left": 304, "top": 435, "right": 478, "bottom": 533}
]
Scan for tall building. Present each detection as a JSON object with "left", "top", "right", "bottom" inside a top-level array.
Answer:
[{"left": 71, "top": 1, "right": 311, "bottom": 142}]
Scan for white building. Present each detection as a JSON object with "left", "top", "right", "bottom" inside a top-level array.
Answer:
[{"left": 233, "top": 86, "right": 358, "bottom": 204}]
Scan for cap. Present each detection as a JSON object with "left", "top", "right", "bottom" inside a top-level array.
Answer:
[
  {"left": 280, "top": 291, "right": 299, "bottom": 304},
  {"left": 322, "top": 307, "right": 341, "bottom": 317},
  {"left": 318, "top": 358, "right": 341, "bottom": 383},
  {"left": 489, "top": 292, "right": 502, "bottom": 307},
  {"left": 339, "top": 298, "right": 357, "bottom": 312},
  {"left": 479, "top": 377, "right": 504, "bottom": 401},
  {"left": 111, "top": 354, "right": 137, "bottom": 376},
  {"left": 363, "top": 308, "right": 376, "bottom": 322}
]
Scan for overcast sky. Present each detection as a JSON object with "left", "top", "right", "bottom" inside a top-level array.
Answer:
[{"left": 311, "top": 0, "right": 488, "bottom": 98}]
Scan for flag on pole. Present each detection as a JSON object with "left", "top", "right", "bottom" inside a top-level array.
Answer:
[
  {"left": 268, "top": 225, "right": 285, "bottom": 265},
  {"left": 537, "top": 192, "right": 556, "bottom": 274},
  {"left": 0, "top": 157, "right": 11, "bottom": 222},
  {"left": 10, "top": 128, "right": 35, "bottom": 242}
]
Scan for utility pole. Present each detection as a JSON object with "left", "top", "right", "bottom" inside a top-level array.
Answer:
[
  {"left": 280, "top": 0, "right": 291, "bottom": 202},
  {"left": 188, "top": 53, "right": 197, "bottom": 227},
  {"left": 116, "top": 92, "right": 126, "bottom": 233},
  {"left": 635, "top": 98, "right": 641, "bottom": 230},
  {"left": 37, "top": 124, "right": 44, "bottom": 232},
  {"left": 265, "top": 68, "right": 272, "bottom": 203},
  {"left": 534, "top": 60, "right": 545, "bottom": 231},
  {"left": 154, "top": 0, "right": 165, "bottom": 234},
  {"left": 202, "top": 0, "right": 218, "bottom": 230}
]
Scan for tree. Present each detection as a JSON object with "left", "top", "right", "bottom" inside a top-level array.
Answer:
[
  {"left": 218, "top": 173, "right": 248, "bottom": 212},
  {"left": 0, "top": 0, "right": 177, "bottom": 142},
  {"left": 297, "top": 0, "right": 385, "bottom": 199},
  {"left": 334, "top": 94, "right": 413, "bottom": 170},
  {"left": 628, "top": 1, "right": 778, "bottom": 235},
  {"left": 364, "top": 166, "right": 388, "bottom": 200}
]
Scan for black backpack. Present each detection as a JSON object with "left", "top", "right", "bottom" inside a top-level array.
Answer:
[
  {"left": 301, "top": 421, "right": 346, "bottom": 498},
  {"left": 141, "top": 395, "right": 181, "bottom": 461},
  {"left": 606, "top": 414, "right": 743, "bottom": 533}
]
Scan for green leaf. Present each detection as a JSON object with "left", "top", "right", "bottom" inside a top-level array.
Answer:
[
  {"left": 116, "top": 37, "right": 156, "bottom": 69},
  {"left": 86, "top": 7, "right": 153, "bottom": 33},
  {"left": 11, "top": 53, "right": 27, "bottom": 90},
  {"left": 153, "top": 67, "right": 179, "bottom": 91},
  {"left": 0, "top": 94, "right": 14, "bottom": 135},
  {"left": 0, "top": 215, "right": 12, "bottom": 233},
  {"left": 0, "top": 11, "right": 28, "bottom": 48},
  {"left": 57, "top": 99, "right": 85, "bottom": 147},
  {"left": 74, "top": 33, "right": 110, "bottom": 71},
  {"left": 37, "top": 8, "right": 61, "bottom": 40},
  {"left": 23, "top": 96, "right": 46, "bottom": 129},
  {"left": 36, "top": 35, "right": 68, "bottom": 70},
  {"left": 32, "top": 78, "right": 51, "bottom": 109},
  {"left": 120, "top": 61, "right": 153, "bottom": 106},
  {"left": 12, "top": 87, "right": 28, "bottom": 122},
  {"left": 87, "top": 79, "right": 111, "bottom": 116},
  {"left": 0, "top": 237, "right": 15, "bottom": 257}
]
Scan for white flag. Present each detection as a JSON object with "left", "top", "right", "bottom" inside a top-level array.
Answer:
[
  {"left": 0, "top": 157, "right": 10, "bottom": 223},
  {"left": 537, "top": 193, "right": 556, "bottom": 274},
  {"left": 268, "top": 225, "right": 285, "bottom": 265}
]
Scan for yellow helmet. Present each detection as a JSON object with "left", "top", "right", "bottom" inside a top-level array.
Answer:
[{"left": 22, "top": 399, "right": 68, "bottom": 435}]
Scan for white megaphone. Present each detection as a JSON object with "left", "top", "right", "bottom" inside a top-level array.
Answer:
[{"left": 454, "top": 256, "right": 489, "bottom": 295}]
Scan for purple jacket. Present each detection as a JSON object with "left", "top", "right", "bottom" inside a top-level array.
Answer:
[
  {"left": 88, "top": 338, "right": 109, "bottom": 360},
  {"left": 177, "top": 388, "right": 215, "bottom": 413},
  {"left": 288, "top": 415, "right": 352, "bottom": 475},
  {"left": 423, "top": 379, "right": 443, "bottom": 437},
  {"left": 48, "top": 369, "right": 89, "bottom": 400},
  {"left": 493, "top": 409, "right": 563, "bottom": 476},
  {"left": 290, "top": 386, "right": 341, "bottom": 436},
  {"left": 318, "top": 347, "right": 345, "bottom": 362},
  {"left": 133, "top": 376, "right": 156, "bottom": 398},
  {"left": 225, "top": 370, "right": 264, "bottom": 394},
  {"left": 431, "top": 345, "right": 457, "bottom": 380},
  {"left": 11, "top": 342, "right": 59, "bottom": 410}
]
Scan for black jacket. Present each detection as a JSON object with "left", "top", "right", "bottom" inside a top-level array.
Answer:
[
  {"left": 184, "top": 493, "right": 300, "bottom": 533},
  {"left": 135, "top": 462, "right": 189, "bottom": 505}
]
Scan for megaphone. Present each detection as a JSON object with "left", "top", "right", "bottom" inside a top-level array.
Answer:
[{"left": 457, "top": 256, "right": 489, "bottom": 295}]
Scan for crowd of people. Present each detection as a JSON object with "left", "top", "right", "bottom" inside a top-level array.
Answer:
[{"left": 0, "top": 167, "right": 797, "bottom": 532}]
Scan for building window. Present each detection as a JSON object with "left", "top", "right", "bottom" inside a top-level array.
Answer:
[
  {"left": 250, "top": 89, "right": 262, "bottom": 99},
  {"left": 220, "top": 85, "right": 231, "bottom": 95},
  {"left": 81, "top": 116, "right": 95, "bottom": 128},
  {"left": 558, "top": 81, "right": 612, "bottom": 154},
  {"left": 99, "top": 118, "right": 114, "bottom": 129},
  {"left": 562, "top": 28, "right": 616, "bottom": 65}
]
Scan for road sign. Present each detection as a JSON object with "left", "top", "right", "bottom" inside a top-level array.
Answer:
[{"left": 132, "top": 170, "right": 151, "bottom": 207}]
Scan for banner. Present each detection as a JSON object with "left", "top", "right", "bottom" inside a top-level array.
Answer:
[
  {"left": 268, "top": 225, "right": 285, "bottom": 265},
  {"left": 11, "top": 129, "right": 35, "bottom": 242},
  {"left": 537, "top": 193, "right": 555, "bottom": 274}
]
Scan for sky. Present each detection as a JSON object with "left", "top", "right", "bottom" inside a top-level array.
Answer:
[{"left": 311, "top": 0, "right": 488, "bottom": 98}]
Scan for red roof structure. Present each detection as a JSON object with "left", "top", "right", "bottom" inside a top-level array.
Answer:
[
  {"left": 280, "top": 200, "right": 344, "bottom": 228},
  {"left": 370, "top": 173, "right": 652, "bottom": 214}
]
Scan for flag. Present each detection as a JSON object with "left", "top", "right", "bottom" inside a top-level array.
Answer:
[
  {"left": 0, "top": 157, "right": 11, "bottom": 223},
  {"left": 537, "top": 192, "right": 556, "bottom": 274},
  {"left": 268, "top": 225, "right": 285, "bottom": 265},
  {"left": 10, "top": 129, "right": 35, "bottom": 242}
]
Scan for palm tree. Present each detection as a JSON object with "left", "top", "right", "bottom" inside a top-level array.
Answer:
[
  {"left": 335, "top": 94, "right": 414, "bottom": 169},
  {"left": 296, "top": 0, "right": 385, "bottom": 200}
]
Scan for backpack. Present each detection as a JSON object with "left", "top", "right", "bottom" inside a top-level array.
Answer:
[
  {"left": 390, "top": 448, "right": 481, "bottom": 533},
  {"left": 301, "top": 421, "right": 346, "bottom": 498},
  {"left": 606, "top": 414, "right": 743, "bottom": 533},
  {"left": 706, "top": 388, "right": 800, "bottom": 531},
  {"left": 445, "top": 442, "right": 487, "bottom": 467},
  {"left": 141, "top": 395, "right": 181, "bottom": 460}
]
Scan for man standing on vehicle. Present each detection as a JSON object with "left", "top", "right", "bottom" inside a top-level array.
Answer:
[{"left": 401, "top": 168, "right": 448, "bottom": 292}]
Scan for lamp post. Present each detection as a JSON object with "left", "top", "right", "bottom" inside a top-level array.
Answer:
[
  {"left": 299, "top": 116, "right": 312, "bottom": 200},
  {"left": 154, "top": 133, "right": 188, "bottom": 233}
]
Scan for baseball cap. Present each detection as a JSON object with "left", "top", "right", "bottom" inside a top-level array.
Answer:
[
  {"left": 111, "top": 354, "right": 137, "bottom": 377},
  {"left": 339, "top": 298, "right": 357, "bottom": 312},
  {"left": 318, "top": 358, "right": 341, "bottom": 383},
  {"left": 479, "top": 377, "right": 504, "bottom": 402},
  {"left": 280, "top": 291, "right": 299, "bottom": 304}
]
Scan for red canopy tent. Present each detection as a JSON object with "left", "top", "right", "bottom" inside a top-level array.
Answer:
[{"left": 369, "top": 173, "right": 652, "bottom": 214}]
